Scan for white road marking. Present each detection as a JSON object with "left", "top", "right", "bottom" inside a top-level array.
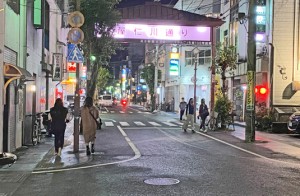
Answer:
[
  {"left": 162, "top": 122, "right": 177, "bottom": 127},
  {"left": 129, "top": 112, "right": 133, "bottom": 114},
  {"left": 110, "top": 111, "right": 115, "bottom": 113},
  {"left": 134, "top": 121, "right": 145, "bottom": 126},
  {"left": 148, "top": 122, "right": 161, "bottom": 126},
  {"left": 120, "top": 111, "right": 125, "bottom": 113},
  {"left": 120, "top": 122, "right": 130, "bottom": 126},
  {"left": 105, "top": 122, "right": 114, "bottom": 127}
]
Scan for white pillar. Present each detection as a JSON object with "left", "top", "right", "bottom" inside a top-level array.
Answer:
[{"left": 0, "top": 0, "right": 5, "bottom": 153}]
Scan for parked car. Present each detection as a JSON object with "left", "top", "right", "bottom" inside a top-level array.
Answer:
[{"left": 287, "top": 112, "right": 300, "bottom": 133}]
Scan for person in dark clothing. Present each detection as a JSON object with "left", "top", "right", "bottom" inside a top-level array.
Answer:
[
  {"left": 50, "top": 98, "right": 69, "bottom": 156},
  {"left": 198, "top": 98, "right": 209, "bottom": 132},
  {"left": 182, "top": 98, "right": 195, "bottom": 133},
  {"left": 179, "top": 97, "right": 187, "bottom": 121}
]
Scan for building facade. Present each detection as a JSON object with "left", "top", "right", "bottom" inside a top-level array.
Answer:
[{"left": 1, "top": 0, "right": 69, "bottom": 153}]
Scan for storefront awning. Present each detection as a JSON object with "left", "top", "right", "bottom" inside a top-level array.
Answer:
[{"left": 4, "top": 63, "right": 34, "bottom": 80}]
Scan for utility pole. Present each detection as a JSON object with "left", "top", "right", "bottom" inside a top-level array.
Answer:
[
  {"left": 73, "top": 0, "right": 81, "bottom": 153},
  {"left": 245, "top": 0, "right": 256, "bottom": 142}
]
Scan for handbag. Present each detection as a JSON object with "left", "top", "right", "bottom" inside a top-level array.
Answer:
[{"left": 89, "top": 110, "right": 102, "bottom": 130}]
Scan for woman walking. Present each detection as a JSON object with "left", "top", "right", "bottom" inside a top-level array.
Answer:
[
  {"left": 81, "top": 97, "right": 99, "bottom": 155},
  {"left": 50, "top": 98, "right": 69, "bottom": 156},
  {"left": 182, "top": 98, "right": 195, "bottom": 133}
]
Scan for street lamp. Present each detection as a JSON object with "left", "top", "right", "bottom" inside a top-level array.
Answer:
[{"left": 192, "top": 47, "right": 200, "bottom": 123}]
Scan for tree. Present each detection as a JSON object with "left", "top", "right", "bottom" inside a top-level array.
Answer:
[
  {"left": 80, "top": 0, "right": 121, "bottom": 97},
  {"left": 214, "top": 44, "right": 237, "bottom": 97},
  {"left": 96, "top": 66, "right": 111, "bottom": 93},
  {"left": 141, "top": 64, "right": 155, "bottom": 111}
]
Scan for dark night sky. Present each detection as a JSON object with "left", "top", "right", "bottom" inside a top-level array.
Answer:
[{"left": 118, "top": 0, "right": 178, "bottom": 8}]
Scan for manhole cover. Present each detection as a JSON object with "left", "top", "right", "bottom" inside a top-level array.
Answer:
[{"left": 144, "top": 178, "right": 180, "bottom": 186}]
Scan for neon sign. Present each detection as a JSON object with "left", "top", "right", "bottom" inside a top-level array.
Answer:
[{"left": 107, "top": 23, "right": 211, "bottom": 42}]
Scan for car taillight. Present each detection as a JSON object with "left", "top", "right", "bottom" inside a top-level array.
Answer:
[{"left": 121, "top": 100, "right": 127, "bottom": 105}]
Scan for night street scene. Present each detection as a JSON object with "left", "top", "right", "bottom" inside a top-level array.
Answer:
[{"left": 2, "top": 0, "right": 300, "bottom": 195}]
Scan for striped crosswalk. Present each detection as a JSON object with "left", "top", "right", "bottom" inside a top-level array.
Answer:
[{"left": 103, "top": 121, "right": 181, "bottom": 128}]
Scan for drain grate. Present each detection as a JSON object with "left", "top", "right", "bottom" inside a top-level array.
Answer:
[{"left": 144, "top": 178, "right": 180, "bottom": 186}]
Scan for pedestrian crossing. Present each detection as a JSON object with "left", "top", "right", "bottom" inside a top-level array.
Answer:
[
  {"left": 99, "top": 110, "right": 147, "bottom": 114},
  {"left": 102, "top": 121, "right": 182, "bottom": 128}
]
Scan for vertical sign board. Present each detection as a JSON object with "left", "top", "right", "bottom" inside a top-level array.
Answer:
[
  {"left": 170, "top": 59, "right": 179, "bottom": 76},
  {"left": 52, "top": 53, "right": 63, "bottom": 81},
  {"left": 246, "top": 71, "right": 255, "bottom": 110}
]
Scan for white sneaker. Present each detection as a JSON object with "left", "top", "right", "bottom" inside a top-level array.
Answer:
[{"left": 58, "top": 147, "right": 62, "bottom": 156}]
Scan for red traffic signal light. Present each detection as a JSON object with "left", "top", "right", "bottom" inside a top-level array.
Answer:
[
  {"left": 255, "top": 85, "right": 268, "bottom": 103},
  {"left": 121, "top": 99, "right": 127, "bottom": 106},
  {"left": 255, "top": 86, "right": 267, "bottom": 95}
]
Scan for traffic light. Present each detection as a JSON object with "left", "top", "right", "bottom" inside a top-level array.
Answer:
[{"left": 255, "top": 85, "right": 268, "bottom": 104}]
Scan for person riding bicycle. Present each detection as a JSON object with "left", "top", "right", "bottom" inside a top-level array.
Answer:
[{"left": 198, "top": 98, "right": 209, "bottom": 132}]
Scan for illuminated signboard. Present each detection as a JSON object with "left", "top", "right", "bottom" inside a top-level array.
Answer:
[
  {"left": 105, "top": 23, "right": 211, "bottom": 42},
  {"left": 67, "top": 62, "right": 76, "bottom": 72},
  {"left": 170, "top": 59, "right": 179, "bottom": 76},
  {"left": 255, "top": 1, "right": 266, "bottom": 42}
]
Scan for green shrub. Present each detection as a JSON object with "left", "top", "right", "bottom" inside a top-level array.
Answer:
[{"left": 214, "top": 94, "right": 232, "bottom": 126}]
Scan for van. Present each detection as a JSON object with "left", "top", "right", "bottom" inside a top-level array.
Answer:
[{"left": 98, "top": 95, "right": 113, "bottom": 107}]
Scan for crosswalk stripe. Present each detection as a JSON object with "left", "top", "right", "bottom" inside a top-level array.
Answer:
[
  {"left": 129, "top": 112, "right": 133, "bottom": 114},
  {"left": 110, "top": 111, "right": 115, "bottom": 113},
  {"left": 120, "top": 111, "right": 125, "bottom": 113},
  {"left": 101, "top": 111, "right": 108, "bottom": 114},
  {"left": 120, "top": 122, "right": 130, "bottom": 126},
  {"left": 148, "top": 122, "right": 161, "bottom": 126},
  {"left": 161, "top": 122, "right": 177, "bottom": 127},
  {"left": 174, "top": 121, "right": 183, "bottom": 125},
  {"left": 134, "top": 121, "right": 145, "bottom": 126},
  {"left": 105, "top": 122, "right": 114, "bottom": 127}
]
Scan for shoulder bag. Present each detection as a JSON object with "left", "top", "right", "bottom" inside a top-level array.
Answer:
[{"left": 89, "top": 110, "right": 102, "bottom": 130}]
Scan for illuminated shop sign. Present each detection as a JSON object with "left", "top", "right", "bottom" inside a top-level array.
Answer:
[
  {"left": 170, "top": 59, "right": 179, "bottom": 76},
  {"left": 108, "top": 23, "right": 211, "bottom": 42},
  {"left": 255, "top": 0, "right": 266, "bottom": 42}
]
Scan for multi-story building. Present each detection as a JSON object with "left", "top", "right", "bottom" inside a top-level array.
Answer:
[{"left": 1, "top": 0, "right": 69, "bottom": 153}]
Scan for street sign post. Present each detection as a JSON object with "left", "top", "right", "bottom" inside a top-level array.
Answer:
[
  {"left": 67, "top": 9, "right": 85, "bottom": 153},
  {"left": 67, "top": 44, "right": 84, "bottom": 63},
  {"left": 68, "top": 11, "right": 85, "bottom": 28}
]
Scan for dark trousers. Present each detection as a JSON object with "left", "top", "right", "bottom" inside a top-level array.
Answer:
[
  {"left": 54, "top": 131, "right": 65, "bottom": 153},
  {"left": 200, "top": 116, "right": 207, "bottom": 129},
  {"left": 180, "top": 110, "right": 185, "bottom": 120}
]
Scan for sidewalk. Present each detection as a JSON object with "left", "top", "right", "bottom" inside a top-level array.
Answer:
[{"left": 0, "top": 121, "right": 91, "bottom": 171}]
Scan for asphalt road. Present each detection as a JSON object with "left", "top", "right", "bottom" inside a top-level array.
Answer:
[{"left": 5, "top": 105, "right": 300, "bottom": 195}]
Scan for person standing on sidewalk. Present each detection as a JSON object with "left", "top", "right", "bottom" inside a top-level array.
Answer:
[
  {"left": 80, "top": 97, "right": 99, "bottom": 155},
  {"left": 179, "top": 97, "right": 187, "bottom": 121},
  {"left": 198, "top": 98, "right": 209, "bottom": 132},
  {"left": 182, "top": 98, "right": 195, "bottom": 133},
  {"left": 50, "top": 98, "right": 69, "bottom": 156},
  {"left": 170, "top": 97, "right": 175, "bottom": 112}
]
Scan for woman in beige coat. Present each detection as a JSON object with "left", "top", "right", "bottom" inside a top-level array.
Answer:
[{"left": 81, "top": 97, "right": 99, "bottom": 155}]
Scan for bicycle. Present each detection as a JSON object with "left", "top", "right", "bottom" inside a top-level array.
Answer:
[
  {"left": 203, "top": 111, "right": 221, "bottom": 132},
  {"left": 26, "top": 112, "right": 43, "bottom": 146}
]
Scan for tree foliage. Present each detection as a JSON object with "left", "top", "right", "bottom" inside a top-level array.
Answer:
[
  {"left": 80, "top": 0, "right": 121, "bottom": 97},
  {"left": 96, "top": 66, "right": 111, "bottom": 92},
  {"left": 141, "top": 64, "right": 155, "bottom": 111},
  {"left": 214, "top": 43, "right": 237, "bottom": 96}
]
